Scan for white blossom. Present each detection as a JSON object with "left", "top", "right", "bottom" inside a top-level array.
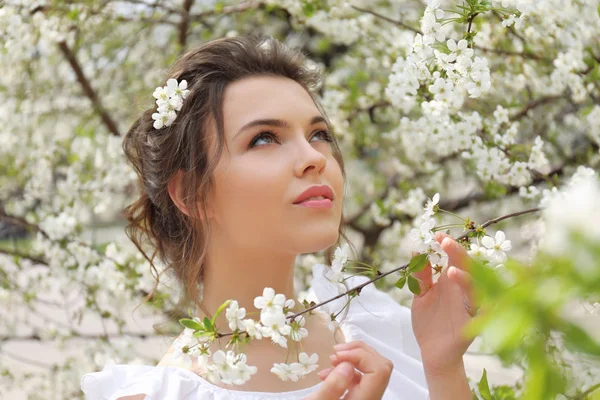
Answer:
[
  {"left": 242, "top": 318, "right": 264, "bottom": 340},
  {"left": 270, "top": 362, "right": 300, "bottom": 382},
  {"left": 481, "top": 231, "right": 512, "bottom": 264},
  {"left": 287, "top": 315, "right": 308, "bottom": 342},
  {"left": 254, "top": 287, "right": 286, "bottom": 314},
  {"left": 225, "top": 300, "right": 246, "bottom": 331},
  {"left": 260, "top": 309, "right": 291, "bottom": 348}
]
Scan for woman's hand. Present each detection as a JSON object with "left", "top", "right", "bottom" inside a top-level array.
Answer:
[
  {"left": 411, "top": 232, "right": 478, "bottom": 375},
  {"left": 305, "top": 341, "right": 392, "bottom": 400}
]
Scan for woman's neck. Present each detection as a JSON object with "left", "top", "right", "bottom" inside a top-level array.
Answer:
[{"left": 198, "top": 241, "right": 298, "bottom": 330}]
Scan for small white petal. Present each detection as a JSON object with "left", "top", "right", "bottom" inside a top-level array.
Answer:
[{"left": 481, "top": 236, "right": 494, "bottom": 249}]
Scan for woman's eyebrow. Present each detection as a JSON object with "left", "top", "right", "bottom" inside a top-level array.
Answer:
[{"left": 233, "top": 115, "right": 328, "bottom": 140}]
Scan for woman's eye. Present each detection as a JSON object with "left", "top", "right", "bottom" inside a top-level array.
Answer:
[
  {"left": 249, "top": 131, "right": 279, "bottom": 148},
  {"left": 311, "top": 130, "right": 333, "bottom": 143},
  {"left": 248, "top": 129, "right": 333, "bottom": 149}
]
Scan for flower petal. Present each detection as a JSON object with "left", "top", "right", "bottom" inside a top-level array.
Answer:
[{"left": 481, "top": 236, "right": 494, "bottom": 249}]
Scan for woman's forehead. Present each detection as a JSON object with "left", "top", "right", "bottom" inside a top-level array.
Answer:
[{"left": 222, "top": 76, "right": 320, "bottom": 133}]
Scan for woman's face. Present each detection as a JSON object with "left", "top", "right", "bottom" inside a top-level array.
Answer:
[{"left": 206, "top": 75, "right": 344, "bottom": 255}]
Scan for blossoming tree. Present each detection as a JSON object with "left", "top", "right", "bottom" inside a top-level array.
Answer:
[{"left": 0, "top": 0, "right": 599, "bottom": 399}]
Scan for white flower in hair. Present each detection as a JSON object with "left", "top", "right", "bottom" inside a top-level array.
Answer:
[
  {"left": 151, "top": 78, "right": 189, "bottom": 129},
  {"left": 166, "top": 78, "right": 190, "bottom": 98}
]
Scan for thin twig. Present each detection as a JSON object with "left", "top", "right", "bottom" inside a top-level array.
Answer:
[
  {"left": 575, "top": 382, "right": 600, "bottom": 400},
  {"left": 122, "top": 0, "right": 183, "bottom": 15},
  {"left": 1, "top": 349, "right": 53, "bottom": 369},
  {"left": 0, "top": 248, "right": 47, "bottom": 266},
  {"left": 188, "top": 0, "right": 262, "bottom": 20},
  {"left": 0, "top": 331, "right": 161, "bottom": 342},
  {"left": 476, "top": 46, "right": 549, "bottom": 62},
  {"left": 511, "top": 95, "right": 563, "bottom": 121},
  {"left": 0, "top": 210, "right": 48, "bottom": 239},
  {"left": 291, "top": 206, "right": 541, "bottom": 320},
  {"left": 351, "top": 5, "right": 422, "bottom": 34},
  {"left": 57, "top": 41, "right": 121, "bottom": 136}
]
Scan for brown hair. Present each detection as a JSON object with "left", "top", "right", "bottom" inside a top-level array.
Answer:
[{"left": 123, "top": 35, "right": 351, "bottom": 317}]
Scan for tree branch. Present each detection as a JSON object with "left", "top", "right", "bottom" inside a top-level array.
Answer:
[
  {"left": 0, "top": 210, "right": 48, "bottom": 239},
  {"left": 189, "top": 0, "right": 263, "bottom": 20},
  {"left": 57, "top": 41, "right": 121, "bottom": 136},
  {"left": 476, "top": 46, "right": 550, "bottom": 62},
  {"left": 1, "top": 349, "right": 53, "bottom": 369},
  {"left": 511, "top": 95, "right": 564, "bottom": 121},
  {"left": 0, "top": 248, "right": 47, "bottom": 266},
  {"left": 0, "top": 331, "right": 164, "bottom": 342},
  {"left": 351, "top": 5, "right": 421, "bottom": 34},
  {"left": 178, "top": 0, "right": 195, "bottom": 51}
]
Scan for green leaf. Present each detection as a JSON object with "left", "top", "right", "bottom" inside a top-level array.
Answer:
[
  {"left": 179, "top": 318, "right": 203, "bottom": 331},
  {"left": 407, "top": 275, "right": 421, "bottom": 295},
  {"left": 67, "top": 8, "right": 80, "bottom": 21},
  {"left": 408, "top": 253, "right": 428, "bottom": 273},
  {"left": 303, "top": 2, "right": 315, "bottom": 17},
  {"left": 478, "top": 369, "right": 493, "bottom": 400},
  {"left": 193, "top": 331, "right": 213, "bottom": 338},
  {"left": 395, "top": 276, "right": 407, "bottom": 289},
  {"left": 562, "top": 322, "right": 600, "bottom": 356},
  {"left": 480, "top": 308, "right": 533, "bottom": 352},
  {"left": 211, "top": 300, "right": 231, "bottom": 326},
  {"left": 203, "top": 317, "right": 213, "bottom": 332}
]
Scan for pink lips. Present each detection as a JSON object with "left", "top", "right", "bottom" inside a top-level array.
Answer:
[
  {"left": 295, "top": 199, "right": 333, "bottom": 208},
  {"left": 293, "top": 185, "right": 334, "bottom": 209}
]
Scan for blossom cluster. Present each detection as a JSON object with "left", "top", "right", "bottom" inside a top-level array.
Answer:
[
  {"left": 409, "top": 192, "right": 513, "bottom": 269},
  {"left": 271, "top": 352, "right": 320, "bottom": 382},
  {"left": 171, "top": 329, "right": 258, "bottom": 385},
  {"left": 172, "top": 288, "right": 319, "bottom": 384},
  {"left": 386, "top": 2, "right": 492, "bottom": 114},
  {"left": 151, "top": 78, "right": 190, "bottom": 129},
  {"left": 409, "top": 193, "right": 449, "bottom": 269},
  {"left": 467, "top": 231, "right": 512, "bottom": 268}
]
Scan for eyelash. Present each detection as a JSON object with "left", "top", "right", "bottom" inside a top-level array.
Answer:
[{"left": 248, "top": 130, "right": 333, "bottom": 149}]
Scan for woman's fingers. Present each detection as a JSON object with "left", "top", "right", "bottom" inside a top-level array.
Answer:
[
  {"left": 332, "top": 340, "right": 381, "bottom": 357},
  {"left": 448, "top": 266, "right": 478, "bottom": 315},
  {"left": 306, "top": 341, "right": 392, "bottom": 400},
  {"left": 316, "top": 364, "right": 362, "bottom": 385},
  {"left": 439, "top": 235, "right": 469, "bottom": 272},
  {"left": 331, "top": 347, "right": 392, "bottom": 400},
  {"left": 439, "top": 235, "right": 478, "bottom": 313},
  {"left": 447, "top": 266, "right": 472, "bottom": 294},
  {"left": 306, "top": 362, "right": 360, "bottom": 400}
]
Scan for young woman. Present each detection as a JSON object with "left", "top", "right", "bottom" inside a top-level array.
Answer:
[{"left": 81, "top": 35, "right": 477, "bottom": 400}]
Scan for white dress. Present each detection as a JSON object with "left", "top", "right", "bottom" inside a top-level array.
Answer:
[{"left": 80, "top": 264, "right": 430, "bottom": 400}]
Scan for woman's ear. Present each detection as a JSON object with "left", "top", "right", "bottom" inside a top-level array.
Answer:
[
  {"left": 168, "top": 170, "right": 190, "bottom": 217},
  {"left": 168, "top": 170, "right": 213, "bottom": 220}
]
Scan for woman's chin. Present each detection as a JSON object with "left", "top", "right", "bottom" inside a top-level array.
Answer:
[{"left": 295, "top": 231, "right": 340, "bottom": 254}]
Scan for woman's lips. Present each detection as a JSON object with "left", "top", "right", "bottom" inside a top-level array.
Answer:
[{"left": 294, "top": 198, "right": 333, "bottom": 208}]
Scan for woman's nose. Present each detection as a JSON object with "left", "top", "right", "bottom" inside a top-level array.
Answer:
[{"left": 293, "top": 138, "right": 327, "bottom": 177}]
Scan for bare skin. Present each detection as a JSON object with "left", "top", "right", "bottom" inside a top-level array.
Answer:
[{"left": 164, "top": 75, "right": 351, "bottom": 393}]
